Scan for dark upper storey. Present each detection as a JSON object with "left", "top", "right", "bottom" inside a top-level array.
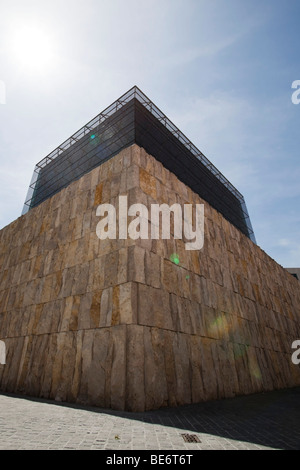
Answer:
[{"left": 23, "top": 86, "right": 256, "bottom": 243}]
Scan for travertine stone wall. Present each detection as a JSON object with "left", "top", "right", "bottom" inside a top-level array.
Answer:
[{"left": 1, "top": 144, "right": 300, "bottom": 411}]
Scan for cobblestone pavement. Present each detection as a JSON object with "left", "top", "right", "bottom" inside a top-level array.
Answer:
[{"left": 0, "top": 387, "right": 300, "bottom": 450}]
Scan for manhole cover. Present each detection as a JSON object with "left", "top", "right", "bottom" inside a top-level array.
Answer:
[{"left": 181, "top": 433, "right": 201, "bottom": 443}]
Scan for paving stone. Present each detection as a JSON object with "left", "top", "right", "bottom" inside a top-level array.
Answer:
[{"left": 0, "top": 387, "right": 299, "bottom": 450}]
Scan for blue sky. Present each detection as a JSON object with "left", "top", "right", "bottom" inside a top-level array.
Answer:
[{"left": 0, "top": 0, "right": 299, "bottom": 267}]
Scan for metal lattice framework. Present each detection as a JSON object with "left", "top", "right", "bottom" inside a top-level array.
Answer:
[{"left": 22, "top": 86, "right": 255, "bottom": 242}]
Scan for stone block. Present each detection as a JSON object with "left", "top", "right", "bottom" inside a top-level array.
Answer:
[
  {"left": 71, "top": 262, "right": 90, "bottom": 296},
  {"left": 139, "top": 167, "right": 157, "bottom": 199},
  {"left": 53, "top": 332, "right": 77, "bottom": 402},
  {"left": 59, "top": 296, "right": 80, "bottom": 332},
  {"left": 198, "top": 337, "right": 219, "bottom": 401},
  {"left": 94, "top": 182, "right": 103, "bottom": 206},
  {"left": 144, "top": 327, "right": 168, "bottom": 410},
  {"left": 119, "top": 282, "right": 137, "bottom": 324},
  {"left": 126, "top": 164, "right": 140, "bottom": 191},
  {"left": 189, "top": 335, "right": 205, "bottom": 403},
  {"left": 104, "top": 250, "right": 119, "bottom": 288},
  {"left": 128, "top": 245, "right": 145, "bottom": 284},
  {"left": 172, "top": 333, "right": 191, "bottom": 406},
  {"left": 110, "top": 325, "right": 127, "bottom": 410},
  {"left": 145, "top": 250, "right": 161, "bottom": 288},
  {"left": 78, "top": 292, "right": 93, "bottom": 330},
  {"left": 126, "top": 325, "right": 145, "bottom": 412},
  {"left": 161, "top": 259, "right": 179, "bottom": 294},
  {"left": 138, "top": 283, "right": 172, "bottom": 330},
  {"left": 100, "top": 287, "right": 113, "bottom": 327}
]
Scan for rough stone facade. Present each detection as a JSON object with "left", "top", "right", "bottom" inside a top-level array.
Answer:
[{"left": 1, "top": 144, "right": 300, "bottom": 411}]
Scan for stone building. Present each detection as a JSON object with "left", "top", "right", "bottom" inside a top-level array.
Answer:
[{"left": 0, "top": 87, "right": 300, "bottom": 411}]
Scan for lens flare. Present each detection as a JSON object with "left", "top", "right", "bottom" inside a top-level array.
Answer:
[
  {"left": 170, "top": 253, "right": 180, "bottom": 265},
  {"left": 250, "top": 365, "right": 262, "bottom": 379},
  {"left": 248, "top": 353, "right": 262, "bottom": 380},
  {"left": 233, "top": 343, "right": 249, "bottom": 358},
  {"left": 209, "top": 315, "right": 230, "bottom": 338},
  {"left": 10, "top": 22, "right": 56, "bottom": 74},
  {"left": 89, "top": 134, "right": 100, "bottom": 145}
]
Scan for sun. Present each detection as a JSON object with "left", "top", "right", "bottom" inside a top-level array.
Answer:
[{"left": 11, "top": 23, "right": 56, "bottom": 74}]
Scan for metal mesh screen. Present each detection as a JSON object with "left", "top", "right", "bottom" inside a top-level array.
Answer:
[{"left": 22, "top": 86, "right": 256, "bottom": 243}]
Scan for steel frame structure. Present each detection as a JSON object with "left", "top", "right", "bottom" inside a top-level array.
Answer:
[{"left": 22, "top": 86, "right": 256, "bottom": 243}]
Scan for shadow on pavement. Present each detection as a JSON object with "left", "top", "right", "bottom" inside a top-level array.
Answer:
[{"left": 2, "top": 386, "right": 300, "bottom": 450}]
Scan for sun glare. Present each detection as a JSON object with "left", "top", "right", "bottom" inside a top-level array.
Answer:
[{"left": 11, "top": 23, "right": 56, "bottom": 73}]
